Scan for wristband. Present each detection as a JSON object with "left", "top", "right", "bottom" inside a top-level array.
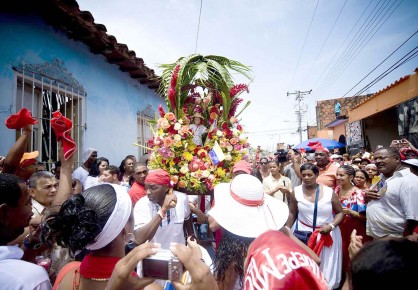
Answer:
[
  {"left": 328, "top": 223, "right": 335, "bottom": 231},
  {"left": 23, "top": 234, "right": 43, "bottom": 250},
  {"left": 157, "top": 209, "right": 166, "bottom": 219}
]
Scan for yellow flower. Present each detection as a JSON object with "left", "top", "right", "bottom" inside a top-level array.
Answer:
[
  {"left": 183, "top": 152, "right": 193, "bottom": 161},
  {"left": 216, "top": 167, "right": 226, "bottom": 177}
]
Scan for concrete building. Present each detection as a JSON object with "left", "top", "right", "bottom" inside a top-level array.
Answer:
[{"left": 0, "top": 0, "right": 163, "bottom": 167}]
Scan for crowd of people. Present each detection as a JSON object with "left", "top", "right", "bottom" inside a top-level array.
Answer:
[{"left": 1, "top": 120, "right": 418, "bottom": 290}]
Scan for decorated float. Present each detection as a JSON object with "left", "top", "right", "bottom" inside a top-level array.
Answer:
[{"left": 146, "top": 54, "right": 253, "bottom": 194}]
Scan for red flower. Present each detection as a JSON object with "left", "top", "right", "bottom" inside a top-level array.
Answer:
[
  {"left": 229, "top": 84, "right": 249, "bottom": 98},
  {"left": 237, "top": 124, "right": 243, "bottom": 131},
  {"left": 229, "top": 98, "right": 243, "bottom": 118},
  {"left": 168, "top": 64, "right": 181, "bottom": 111},
  {"left": 158, "top": 105, "right": 166, "bottom": 118}
]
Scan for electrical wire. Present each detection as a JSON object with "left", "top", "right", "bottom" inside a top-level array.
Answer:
[
  {"left": 349, "top": 45, "right": 418, "bottom": 98},
  {"left": 194, "top": 0, "right": 203, "bottom": 54},
  {"left": 288, "top": 0, "right": 319, "bottom": 91},
  {"left": 301, "top": 0, "right": 348, "bottom": 85},
  {"left": 317, "top": 0, "right": 403, "bottom": 98},
  {"left": 314, "top": 0, "right": 389, "bottom": 97},
  {"left": 341, "top": 29, "right": 418, "bottom": 99}
]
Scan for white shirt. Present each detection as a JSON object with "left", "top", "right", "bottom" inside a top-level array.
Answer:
[
  {"left": 367, "top": 168, "right": 418, "bottom": 238},
  {"left": 0, "top": 246, "right": 52, "bottom": 290},
  {"left": 83, "top": 176, "right": 100, "bottom": 190},
  {"left": 189, "top": 124, "right": 207, "bottom": 146},
  {"left": 134, "top": 190, "right": 191, "bottom": 249},
  {"left": 71, "top": 166, "right": 89, "bottom": 185},
  {"left": 32, "top": 199, "right": 46, "bottom": 216},
  {"left": 263, "top": 174, "right": 293, "bottom": 203}
]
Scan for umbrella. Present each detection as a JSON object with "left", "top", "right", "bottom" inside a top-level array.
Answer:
[{"left": 293, "top": 138, "right": 346, "bottom": 151}]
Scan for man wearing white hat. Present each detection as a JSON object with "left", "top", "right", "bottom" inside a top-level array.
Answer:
[{"left": 71, "top": 147, "right": 97, "bottom": 187}]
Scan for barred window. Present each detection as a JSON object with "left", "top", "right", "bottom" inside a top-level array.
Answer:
[
  {"left": 13, "top": 59, "right": 86, "bottom": 169},
  {"left": 137, "top": 104, "right": 154, "bottom": 157}
]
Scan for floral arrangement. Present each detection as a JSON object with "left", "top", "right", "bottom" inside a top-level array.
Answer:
[{"left": 147, "top": 55, "right": 252, "bottom": 194}]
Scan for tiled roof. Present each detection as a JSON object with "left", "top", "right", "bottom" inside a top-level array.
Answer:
[
  {"left": 348, "top": 68, "right": 417, "bottom": 111},
  {"left": 4, "top": 0, "right": 160, "bottom": 90}
]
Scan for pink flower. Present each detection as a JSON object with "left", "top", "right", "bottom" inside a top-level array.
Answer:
[
  {"left": 163, "top": 136, "right": 173, "bottom": 147},
  {"left": 230, "top": 137, "right": 238, "bottom": 145},
  {"left": 160, "top": 119, "right": 170, "bottom": 129},
  {"left": 164, "top": 112, "right": 176, "bottom": 121}
]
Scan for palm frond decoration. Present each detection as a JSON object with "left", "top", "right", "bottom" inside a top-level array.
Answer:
[{"left": 158, "top": 54, "right": 252, "bottom": 123}]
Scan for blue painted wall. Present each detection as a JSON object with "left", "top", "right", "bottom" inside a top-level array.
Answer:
[{"left": 0, "top": 13, "right": 163, "bottom": 165}]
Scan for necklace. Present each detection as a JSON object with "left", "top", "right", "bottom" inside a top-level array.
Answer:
[{"left": 90, "top": 278, "right": 110, "bottom": 282}]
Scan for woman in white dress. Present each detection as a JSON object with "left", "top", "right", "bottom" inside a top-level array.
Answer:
[{"left": 291, "top": 163, "right": 344, "bottom": 289}]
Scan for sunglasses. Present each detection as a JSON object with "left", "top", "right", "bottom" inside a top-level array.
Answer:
[{"left": 260, "top": 162, "right": 268, "bottom": 165}]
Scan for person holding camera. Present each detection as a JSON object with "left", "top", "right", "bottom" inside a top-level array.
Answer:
[{"left": 42, "top": 183, "right": 161, "bottom": 290}]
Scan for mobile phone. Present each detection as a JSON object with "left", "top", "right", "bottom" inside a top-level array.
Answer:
[{"left": 140, "top": 249, "right": 183, "bottom": 281}]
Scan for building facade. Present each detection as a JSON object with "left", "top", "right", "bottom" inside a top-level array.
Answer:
[{"left": 0, "top": 1, "right": 163, "bottom": 167}]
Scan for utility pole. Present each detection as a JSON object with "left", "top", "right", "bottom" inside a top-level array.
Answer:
[{"left": 287, "top": 90, "right": 312, "bottom": 143}]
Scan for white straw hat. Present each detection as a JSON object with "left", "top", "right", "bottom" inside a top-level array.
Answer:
[{"left": 208, "top": 174, "right": 289, "bottom": 238}]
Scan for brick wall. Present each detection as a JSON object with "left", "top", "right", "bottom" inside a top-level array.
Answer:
[
  {"left": 307, "top": 125, "right": 317, "bottom": 139},
  {"left": 316, "top": 95, "right": 371, "bottom": 130}
]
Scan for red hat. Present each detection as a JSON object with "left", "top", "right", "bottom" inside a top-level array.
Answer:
[
  {"left": 244, "top": 230, "right": 327, "bottom": 290},
  {"left": 19, "top": 151, "right": 39, "bottom": 168},
  {"left": 307, "top": 141, "right": 329, "bottom": 153},
  {"left": 232, "top": 160, "right": 252, "bottom": 174},
  {"left": 145, "top": 169, "right": 171, "bottom": 186}
]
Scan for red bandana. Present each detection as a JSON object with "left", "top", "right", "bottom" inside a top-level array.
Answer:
[
  {"left": 145, "top": 169, "right": 171, "bottom": 186},
  {"left": 5, "top": 108, "right": 37, "bottom": 129},
  {"left": 50, "top": 111, "right": 77, "bottom": 160}
]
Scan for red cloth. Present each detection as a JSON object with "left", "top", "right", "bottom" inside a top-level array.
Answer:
[
  {"left": 308, "top": 230, "right": 333, "bottom": 256},
  {"left": 308, "top": 141, "right": 329, "bottom": 153},
  {"left": 79, "top": 255, "right": 120, "bottom": 279},
  {"left": 5, "top": 108, "right": 37, "bottom": 129},
  {"left": 145, "top": 169, "right": 171, "bottom": 185},
  {"left": 244, "top": 230, "right": 327, "bottom": 290},
  {"left": 128, "top": 182, "right": 147, "bottom": 206},
  {"left": 50, "top": 111, "right": 76, "bottom": 160}
]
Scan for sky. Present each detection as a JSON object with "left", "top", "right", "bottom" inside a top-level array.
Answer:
[{"left": 76, "top": 0, "right": 418, "bottom": 153}]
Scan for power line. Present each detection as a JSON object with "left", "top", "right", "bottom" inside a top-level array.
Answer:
[
  {"left": 301, "top": 0, "right": 348, "bottom": 85},
  {"left": 311, "top": 0, "right": 373, "bottom": 100},
  {"left": 315, "top": 0, "right": 404, "bottom": 99},
  {"left": 316, "top": 0, "right": 403, "bottom": 98},
  {"left": 194, "top": 0, "right": 203, "bottom": 53},
  {"left": 341, "top": 29, "right": 418, "bottom": 99},
  {"left": 314, "top": 0, "right": 388, "bottom": 97},
  {"left": 288, "top": 0, "right": 319, "bottom": 91},
  {"left": 349, "top": 45, "right": 418, "bottom": 99}
]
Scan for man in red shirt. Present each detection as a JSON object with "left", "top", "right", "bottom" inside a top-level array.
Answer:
[
  {"left": 315, "top": 147, "right": 338, "bottom": 189},
  {"left": 128, "top": 163, "right": 148, "bottom": 206}
]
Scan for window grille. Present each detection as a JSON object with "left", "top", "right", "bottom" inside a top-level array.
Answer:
[
  {"left": 12, "top": 59, "right": 86, "bottom": 169},
  {"left": 137, "top": 104, "right": 155, "bottom": 157}
]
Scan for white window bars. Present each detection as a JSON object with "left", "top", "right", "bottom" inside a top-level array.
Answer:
[
  {"left": 12, "top": 59, "right": 86, "bottom": 169},
  {"left": 137, "top": 104, "right": 155, "bottom": 157}
]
